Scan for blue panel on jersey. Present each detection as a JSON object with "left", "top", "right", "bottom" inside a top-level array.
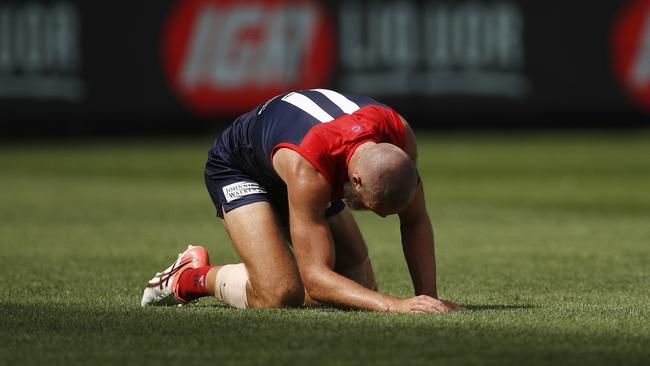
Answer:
[{"left": 298, "top": 90, "right": 348, "bottom": 119}]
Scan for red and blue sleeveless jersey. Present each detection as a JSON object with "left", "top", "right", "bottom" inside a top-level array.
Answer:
[{"left": 209, "top": 89, "right": 405, "bottom": 199}]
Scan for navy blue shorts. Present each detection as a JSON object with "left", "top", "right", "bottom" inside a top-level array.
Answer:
[{"left": 204, "top": 146, "right": 345, "bottom": 222}]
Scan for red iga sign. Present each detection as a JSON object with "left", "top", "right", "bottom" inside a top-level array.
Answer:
[
  {"left": 162, "top": 0, "right": 336, "bottom": 117},
  {"left": 612, "top": 0, "right": 650, "bottom": 111}
]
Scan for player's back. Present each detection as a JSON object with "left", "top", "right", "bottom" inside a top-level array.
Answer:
[{"left": 210, "top": 89, "right": 386, "bottom": 189}]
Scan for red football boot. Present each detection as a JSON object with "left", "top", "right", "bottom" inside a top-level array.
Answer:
[{"left": 141, "top": 245, "right": 210, "bottom": 306}]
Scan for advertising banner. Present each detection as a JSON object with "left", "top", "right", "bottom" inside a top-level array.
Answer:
[{"left": 0, "top": 0, "right": 648, "bottom": 135}]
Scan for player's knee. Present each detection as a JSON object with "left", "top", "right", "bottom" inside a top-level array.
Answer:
[{"left": 255, "top": 279, "right": 304, "bottom": 308}]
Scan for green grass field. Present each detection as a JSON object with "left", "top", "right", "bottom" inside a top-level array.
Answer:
[{"left": 1, "top": 132, "right": 648, "bottom": 365}]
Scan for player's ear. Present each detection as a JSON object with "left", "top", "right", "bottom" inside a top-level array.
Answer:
[{"left": 351, "top": 174, "right": 362, "bottom": 189}]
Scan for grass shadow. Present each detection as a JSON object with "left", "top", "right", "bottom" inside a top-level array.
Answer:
[
  {"left": 464, "top": 304, "right": 537, "bottom": 311},
  {"left": 2, "top": 301, "right": 646, "bottom": 366},
  {"left": 198, "top": 302, "right": 538, "bottom": 313}
]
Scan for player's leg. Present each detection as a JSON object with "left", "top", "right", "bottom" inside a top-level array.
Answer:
[
  {"left": 172, "top": 201, "right": 303, "bottom": 308},
  {"left": 170, "top": 153, "right": 302, "bottom": 308},
  {"left": 327, "top": 206, "right": 378, "bottom": 290},
  {"left": 210, "top": 202, "right": 304, "bottom": 308}
]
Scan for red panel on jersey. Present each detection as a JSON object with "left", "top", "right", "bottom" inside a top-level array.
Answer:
[{"left": 272, "top": 105, "right": 405, "bottom": 198}]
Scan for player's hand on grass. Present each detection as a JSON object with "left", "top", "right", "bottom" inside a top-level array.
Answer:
[
  {"left": 389, "top": 295, "right": 465, "bottom": 313},
  {"left": 435, "top": 299, "right": 465, "bottom": 312}
]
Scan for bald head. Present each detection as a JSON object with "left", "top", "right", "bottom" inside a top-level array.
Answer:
[{"left": 347, "top": 143, "right": 418, "bottom": 215}]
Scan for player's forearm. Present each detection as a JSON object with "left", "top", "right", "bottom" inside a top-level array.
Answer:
[
  {"left": 291, "top": 221, "right": 395, "bottom": 312},
  {"left": 302, "top": 267, "right": 395, "bottom": 312},
  {"left": 401, "top": 215, "right": 438, "bottom": 298}
]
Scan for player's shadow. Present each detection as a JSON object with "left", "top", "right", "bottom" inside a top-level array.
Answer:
[
  {"left": 464, "top": 304, "right": 537, "bottom": 311},
  {"left": 200, "top": 302, "right": 537, "bottom": 312}
]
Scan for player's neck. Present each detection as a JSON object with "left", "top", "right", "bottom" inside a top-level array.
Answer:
[{"left": 347, "top": 141, "right": 376, "bottom": 175}]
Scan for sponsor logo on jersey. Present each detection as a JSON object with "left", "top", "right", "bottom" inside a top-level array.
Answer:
[
  {"left": 162, "top": 0, "right": 336, "bottom": 117},
  {"left": 338, "top": 1, "right": 527, "bottom": 98},
  {"left": 612, "top": 0, "right": 650, "bottom": 111},
  {"left": 222, "top": 181, "right": 267, "bottom": 203}
]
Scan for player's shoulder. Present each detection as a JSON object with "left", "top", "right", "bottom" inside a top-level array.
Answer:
[
  {"left": 273, "top": 147, "right": 331, "bottom": 202},
  {"left": 273, "top": 148, "right": 326, "bottom": 184},
  {"left": 396, "top": 114, "right": 418, "bottom": 162}
]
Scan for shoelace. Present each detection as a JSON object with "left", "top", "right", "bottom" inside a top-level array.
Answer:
[{"left": 147, "top": 257, "right": 194, "bottom": 290}]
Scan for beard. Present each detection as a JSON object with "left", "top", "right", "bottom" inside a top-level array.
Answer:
[{"left": 343, "top": 182, "right": 368, "bottom": 211}]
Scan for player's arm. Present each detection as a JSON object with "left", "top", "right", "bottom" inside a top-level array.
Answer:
[
  {"left": 286, "top": 167, "right": 393, "bottom": 311},
  {"left": 398, "top": 116, "right": 464, "bottom": 309},
  {"left": 274, "top": 149, "right": 448, "bottom": 313},
  {"left": 398, "top": 180, "right": 438, "bottom": 297}
]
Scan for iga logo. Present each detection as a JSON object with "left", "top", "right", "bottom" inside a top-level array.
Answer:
[
  {"left": 162, "top": 0, "right": 335, "bottom": 117},
  {"left": 612, "top": 0, "right": 650, "bottom": 111}
]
